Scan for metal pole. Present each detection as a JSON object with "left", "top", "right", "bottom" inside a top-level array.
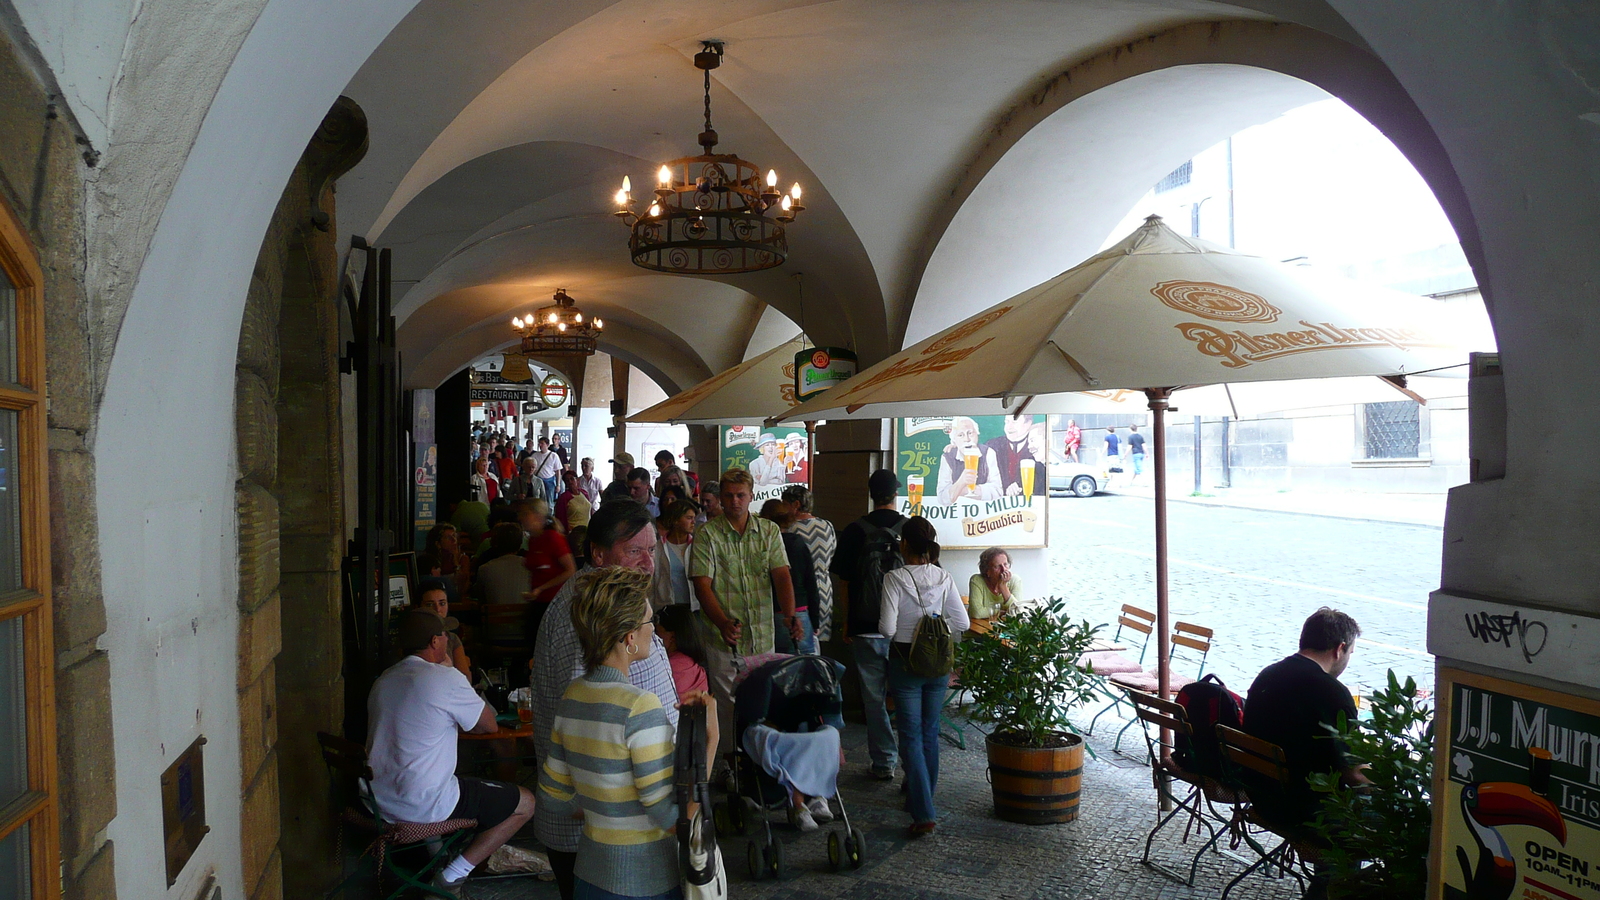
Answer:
[
  {"left": 1192, "top": 415, "right": 1202, "bottom": 496},
  {"left": 1221, "top": 416, "right": 1232, "bottom": 488},
  {"left": 1226, "top": 137, "right": 1236, "bottom": 249},
  {"left": 1146, "top": 389, "right": 1173, "bottom": 703}
]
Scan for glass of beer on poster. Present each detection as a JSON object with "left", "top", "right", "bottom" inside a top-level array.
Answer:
[
  {"left": 907, "top": 474, "right": 924, "bottom": 512},
  {"left": 1020, "top": 459, "right": 1035, "bottom": 502}
]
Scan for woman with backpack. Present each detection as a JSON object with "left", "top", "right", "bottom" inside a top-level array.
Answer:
[{"left": 878, "top": 516, "right": 969, "bottom": 837}]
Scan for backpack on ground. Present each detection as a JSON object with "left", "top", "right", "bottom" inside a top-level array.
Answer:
[
  {"left": 904, "top": 569, "right": 955, "bottom": 678},
  {"left": 848, "top": 519, "right": 904, "bottom": 635},
  {"left": 1173, "top": 674, "right": 1244, "bottom": 778}
]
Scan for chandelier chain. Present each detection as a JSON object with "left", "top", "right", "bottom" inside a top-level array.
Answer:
[{"left": 703, "top": 65, "right": 713, "bottom": 138}]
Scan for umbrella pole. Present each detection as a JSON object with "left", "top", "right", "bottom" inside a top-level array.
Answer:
[
  {"left": 1145, "top": 388, "right": 1173, "bottom": 702},
  {"left": 1146, "top": 388, "right": 1174, "bottom": 809},
  {"left": 806, "top": 420, "right": 816, "bottom": 485}
]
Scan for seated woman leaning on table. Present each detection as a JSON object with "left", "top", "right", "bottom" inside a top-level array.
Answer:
[
  {"left": 539, "top": 566, "right": 718, "bottom": 900},
  {"left": 967, "top": 547, "right": 1020, "bottom": 620}
]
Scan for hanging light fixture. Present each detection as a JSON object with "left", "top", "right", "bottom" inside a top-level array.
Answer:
[
  {"left": 614, "top": 41, "right": 804, "bottom": 274},
  {"left": 509, "top": 288, "right": 603, "bottom": 356}
]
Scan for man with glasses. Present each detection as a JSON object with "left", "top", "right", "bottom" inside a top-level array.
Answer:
[{"left": 530, "top": 500, "right": 677, "bottom": 900}]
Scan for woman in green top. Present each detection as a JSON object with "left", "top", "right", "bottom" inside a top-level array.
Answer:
[{"left": 967, "top": 547, "right": 1020, "bottom": 619}]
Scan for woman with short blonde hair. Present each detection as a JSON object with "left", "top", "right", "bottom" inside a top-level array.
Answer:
[{"left": 540, "top": 567, "right": 718, "bottom": 900}]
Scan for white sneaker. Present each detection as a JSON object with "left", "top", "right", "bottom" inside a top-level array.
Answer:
[
  {"left": 788, "top": 805, "right": 819, "bottom": 833},
  {"left": 806, "top": 797, "right": 835, "bottom": 823},
  {"left": 430, "top": 871, "right": 468, "bottom": 898}
]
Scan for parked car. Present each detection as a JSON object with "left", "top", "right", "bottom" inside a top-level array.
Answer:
[{"left": 1046, "top": 451, "right": 1102, "bottom": 498}]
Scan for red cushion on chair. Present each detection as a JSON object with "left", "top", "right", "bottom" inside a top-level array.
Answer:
[{"left": 1082, "top": 650, "right": 1143, "bottom": 675}]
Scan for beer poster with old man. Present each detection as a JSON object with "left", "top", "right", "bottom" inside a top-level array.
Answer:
[
  {"left": 719, "top": 424, "right": 810, "bottom": 503},
  {"left": 893, "top": 414, "right": 1048, "bottom": 549}
]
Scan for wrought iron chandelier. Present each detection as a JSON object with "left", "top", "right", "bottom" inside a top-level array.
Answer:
[
  {"left": 614, "top": 42, "right": 804, "bottom": 274},
  {"left": 510, "top": 288, "right": 603, "bottom": 356}
]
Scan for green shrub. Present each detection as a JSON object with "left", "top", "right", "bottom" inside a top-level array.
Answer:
[
  {"left": 954, "top": 597, "right": 1102, "bottom": 748},
  {"left": 1307, "top": 670, "right": 1434, "bottom": 899}
]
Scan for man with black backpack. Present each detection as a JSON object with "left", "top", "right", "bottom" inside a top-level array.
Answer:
[{"left": 830, "top": 469, "right": 906, "bottom": 780}]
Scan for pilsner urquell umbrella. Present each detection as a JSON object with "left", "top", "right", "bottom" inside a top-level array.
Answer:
[
  {"left": 629, "top": 335, "right": 810, "bottom": 426},
  {"left": 777, "top": 215, "right": 1470, "bottom": 699}
]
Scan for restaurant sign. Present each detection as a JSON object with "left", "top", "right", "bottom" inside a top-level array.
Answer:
[
  {"left": 470, "top": 387, "right": 529, "bottom": 402},
  {"left": 540, "top": 374, "right": 571, "bottom": 409},
  {"left": 793, "top": 346, "right": 857, "bottom": 401},
  {"left": 1435, "top": 667, "right": 1600, "bottom": 900}
]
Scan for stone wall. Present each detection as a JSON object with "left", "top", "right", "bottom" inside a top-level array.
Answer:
[
  {"left": 0, "top": 23, "right": 114, "bottom": 900},
  {"left": 231, "top": 98, "right": 366, "bottom": 900}
]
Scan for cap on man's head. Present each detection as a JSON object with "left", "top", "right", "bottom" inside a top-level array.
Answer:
[
  {"left": 611, "top": 451, "right": 636, "bottom": 468},
  {"left": 396, "top": 609, "right": 447, "bottom": 654},
  {"left": 868, "top": 468, "right": 901, "bottom": 498}
]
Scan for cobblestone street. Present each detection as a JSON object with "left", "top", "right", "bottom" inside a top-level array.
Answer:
[{"left": 1047, "top": 493, "right": 1439, "bottom": 697}]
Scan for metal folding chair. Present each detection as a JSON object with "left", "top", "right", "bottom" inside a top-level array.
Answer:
[
  {"left": 1215, "top": 725, "right": 1326, "bottom": 899},
  {"left": 317, "top": 732, "right": 478, "bottom": 900},
  {"left": 1128, "top": 691, "right": 1250, "bottom": 885}
]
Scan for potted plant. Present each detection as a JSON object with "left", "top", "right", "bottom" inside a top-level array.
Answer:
[
  {"left": 1306, "top": 671, "right": 1433, "bottom": 899},
  {"left": 955, "top": 597, "right": 1103, "bottom": 823}
]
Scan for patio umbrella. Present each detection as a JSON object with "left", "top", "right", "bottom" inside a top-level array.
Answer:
[
  {"left": 630, "top": 335, "right": 809, "bottom": 426},
  {"left": 777, "top": 215, "right": 1469, "bottom": 700}
]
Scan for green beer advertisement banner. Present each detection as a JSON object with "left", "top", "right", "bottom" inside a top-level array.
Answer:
[
  {"left": 719, "top": 424, "right": 810, "bottom": 503},
  {"left": 892, "top": 414, "right": 1047, "bottom": 549},
  {"left": 1437, "top": 667, "right": 1600, "bottom": 900}
]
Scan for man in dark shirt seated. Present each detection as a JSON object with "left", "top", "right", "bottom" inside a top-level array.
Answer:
[{"left": 1241, "top": 607, "right": 1370, "bottom": 831}]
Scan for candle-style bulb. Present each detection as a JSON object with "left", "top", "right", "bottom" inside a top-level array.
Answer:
[
  {"left": 658, "top": 165, "right": 672, "bottom": 186},
  {"left": 780, "top": 195, "right": 792, "bottom": 211},
  {"left": 557, "top": 322, "right": 567, "bottom": 332},
  {"left": 766, "top": 169, "right": 778, "bottom": 187},
  {"left": 574, "top": 313, "right": 583, "bottom": 323},
  {"left": 594, "top": 318, "right": 603, "bottom": 330},
  {"left": 614, "top": 188, "right": 628, "bottom": 206},
  {"left": 622, "top": 175, "right": 631, "bottom": 193},
  {"left": 548, "top": 313, "right": 558, "bottom": 324},
  {"left": 511, "top": 316, "right": 522, "bottom": 328},
  {"left": 790, "top": 183, "right": 802, "bottom": 199},
  {"left": 648, "top": 203, "right": 661, "bottom": 217}
]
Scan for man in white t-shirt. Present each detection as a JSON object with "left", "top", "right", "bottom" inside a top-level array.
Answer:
[
  {"left": 529, "top": 437, "right": 561, "bottom": 500},
  {"left": 368, "top": 609, "right": 535, "bottom": 896}
]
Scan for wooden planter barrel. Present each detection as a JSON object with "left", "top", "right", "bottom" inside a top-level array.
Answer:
[{"left": 985, "top": 733, "right": 1084, "bottom": 824}]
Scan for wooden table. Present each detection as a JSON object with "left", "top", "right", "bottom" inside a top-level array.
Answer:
[
  {"left": 460, "top": 722, "right": 533, "bottom": 742},
  {"left": 964, "top": 617, "right": 1125, "bottom": 654}
]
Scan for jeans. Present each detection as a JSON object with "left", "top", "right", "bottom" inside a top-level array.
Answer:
[
  {"left": 888, "top": 656, "right": 947, "bottom": 824},
  {"left": 543, "top": 476, "right": 560, "bottom": 501},
  {"left": 794, "top": 609, "right": 817, "bottom": 655},
  {"left": 851, "top": 636, "right": 897, "bottom": 773},
  {"left": 1132, "top": 452, "right": 1145, "bottom": 475}
]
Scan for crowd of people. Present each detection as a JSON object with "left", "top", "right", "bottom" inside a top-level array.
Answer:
[{"left": 367, "top": 422, "right": 1368, "bottom": 898}]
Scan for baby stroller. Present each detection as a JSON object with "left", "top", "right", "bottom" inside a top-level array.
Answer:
[{"left": 715, "top": 654, "right": 866, "bottom": 880}]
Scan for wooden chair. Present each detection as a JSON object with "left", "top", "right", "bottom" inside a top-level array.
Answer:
[
  {"left": 1099, "top": 621, "right": 1215, "bottom": 753},
  {"left": 1215, "top": 725, "right": 1325, "bottom": 899},
  {"left": 1128, "top": 691, "right": 1249, "bottom": 886},
  {"left": 317, "top": 732, "right": 479, "bottom": 899},
  {"left": 1084, "top": 605, "right": 1157, "bottom": 735}
]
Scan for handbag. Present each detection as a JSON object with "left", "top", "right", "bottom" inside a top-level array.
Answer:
[{"left": 677, "top": 704, "right": 727, "bottom": 900}]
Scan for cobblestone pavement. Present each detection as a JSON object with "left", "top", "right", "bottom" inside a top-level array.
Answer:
[
  {"left": 1047, "top": 494, "right": 1438, "bottom": 697},
  {"left": 462, "top": 716, "right": 1305, "bottom": 900}
]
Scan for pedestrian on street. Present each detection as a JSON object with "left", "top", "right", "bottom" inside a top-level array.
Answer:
[
  {"left": 1104, "top": 427, "right": 1120, "bottom": 467},
  {"left": 1127, "top": 424, "right": 1147, "bottom": 482},
  {"left": 881, "top": 516, "right": 968, "bottom": 837},
  {"left": 831, "top": 468, "right": 906, "bottom": 780},
  {"left": 1064, "top": 419, "right": 1082, "bottom": 463}
]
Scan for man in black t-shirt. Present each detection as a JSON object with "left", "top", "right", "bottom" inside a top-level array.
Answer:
[
  {"left": 830, "top": 468, "right": 906, "bottom": 779},
  {"left": 1127, "top": 425, "right": 1147, "bottom": 482},
  {"left": 1242, "top": 607, "right": 1369, "bottom": 829}
]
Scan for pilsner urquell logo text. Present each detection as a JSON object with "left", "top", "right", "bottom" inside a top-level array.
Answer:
[{"left": 1175, "top": 320, "right": 1439, "bottom": 368}]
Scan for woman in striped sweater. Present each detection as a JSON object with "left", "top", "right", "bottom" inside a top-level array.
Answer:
[{"left": 539, "top": 567, "right": 719, "bottom": 900}]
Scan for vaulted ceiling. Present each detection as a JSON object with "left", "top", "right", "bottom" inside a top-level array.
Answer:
[{"left": 336, "top": 0, "right": 1351, "bottom": 394}]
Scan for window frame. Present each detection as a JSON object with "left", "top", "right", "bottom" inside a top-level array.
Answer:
[{"left": 0, "top": 193, "right": 59, "bottom": 899}]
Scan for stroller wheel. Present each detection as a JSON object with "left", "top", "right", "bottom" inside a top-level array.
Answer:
[
  {"left": 767, "top": 836, "right": 786, "bottom": 880},
  {"left": 846, "top": 826, "right": 866, "bottom": 869},
  {"left": 827, "top": 830, "right": 843, "bottom": 871},
  {"left": 746, "top": 839, "right": 764, "bottom": 880}
]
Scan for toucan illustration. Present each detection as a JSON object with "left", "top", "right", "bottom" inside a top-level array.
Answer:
[{"left": 1450, "top": 782, "right": 1567, "bottom": 900}]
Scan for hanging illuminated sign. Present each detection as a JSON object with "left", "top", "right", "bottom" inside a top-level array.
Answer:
[
  {"left": 793, "top": 346, "right": 857, "bottom": 401},
  {"left": 540, "top": 375, "right": 571, "bottom": 409}
]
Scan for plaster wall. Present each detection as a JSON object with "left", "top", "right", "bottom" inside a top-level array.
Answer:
[{"left": 91, "top": 2, "right": 419, "bottom": 897}]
